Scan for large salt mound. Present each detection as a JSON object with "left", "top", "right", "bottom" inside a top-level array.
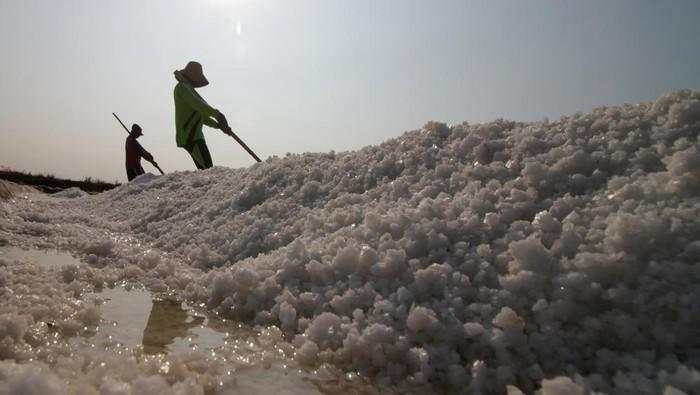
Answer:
[
  {"left": 1, "top": 90, "right": 700, "bottom": 394},
  {"left": 0, "top": 181, "right": 40, "bottom": 201}
]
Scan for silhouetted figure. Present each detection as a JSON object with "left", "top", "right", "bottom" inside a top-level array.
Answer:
[
  {"left": 173, "top": 61, "right": 234, "bottom": 170},
  {"left": 142, "top": 299, "right": 203, "bottom": 354},
  {"left": 125, "top": 124, "right": 156, "bottom": 181}
]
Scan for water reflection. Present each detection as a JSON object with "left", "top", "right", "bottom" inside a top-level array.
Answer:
[
  {"left": 142, "top": 299, "right": 204, "bottom": 354},
  {"left": 83, "top": 286, "right": 378, "bottom": 394},
  {"left": 86, "top": 286, "right": 225, "bottom": 354}
]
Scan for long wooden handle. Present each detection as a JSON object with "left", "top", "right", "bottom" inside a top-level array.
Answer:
[
  {"left": 228, "top": 131, "right": 262, "bottom": 162},
  {"left": 217, "top": 112, "right": 262, "bottom": 163},
  {"left": 153, "top": 163, "right": 165, "bottom": 175},
  {"left": 112, "top": 113, "right": 130, "bottom": 134}
]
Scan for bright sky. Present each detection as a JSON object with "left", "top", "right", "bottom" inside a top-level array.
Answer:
[{"left": 1, "top": 0, "right": 699, "bottom": 182}]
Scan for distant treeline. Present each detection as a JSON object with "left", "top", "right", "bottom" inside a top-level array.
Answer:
[{"left": 0, "top": 170, "right": 120, "bottom": 194}]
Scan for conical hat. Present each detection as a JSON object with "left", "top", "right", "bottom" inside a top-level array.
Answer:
[{"left": 175, "top": 61, "right": 209, "bottom": 88}]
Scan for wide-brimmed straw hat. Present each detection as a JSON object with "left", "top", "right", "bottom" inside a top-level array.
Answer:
[{"left": 175, "top": 61, "right": 209, "bottom": 88}]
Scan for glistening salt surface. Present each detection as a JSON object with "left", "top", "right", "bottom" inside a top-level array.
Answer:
[
  {"left": 83, "top": 285, "right": 227, "bottom": 354},
  {"left": 1, "top": 90, "right": 700, "bottom": 394},
  {"left": 0, "top": 246, "right": 82, "bottom": 268},
  {"left": 0, "top": 247, "right": 375, "bottom": 394},
  {"left": 82, "top": 285, "right": 327, "bottom": 394}
]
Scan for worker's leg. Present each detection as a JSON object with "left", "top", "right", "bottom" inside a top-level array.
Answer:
[
  {"left": 185, "top": 140, "right": 213, "bottom": 170},
  {"left": 196, "top": 140, "right": 213, "bottom": 169},
  {"left": 126, "top": 167, "right": 138, "bottom": 181},
  {"left": 185, "top": 143, "right": 206, "bottom": 170}
]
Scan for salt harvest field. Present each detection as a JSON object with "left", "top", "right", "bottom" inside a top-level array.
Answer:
[{"left": 1, "top": 91, "right": 699, "bottom": 394}]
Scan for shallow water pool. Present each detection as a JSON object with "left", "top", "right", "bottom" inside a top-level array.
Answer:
[
  {"left": 0, "top": 246, "right": 380, "bottom": 393},
  {"left": 85, "top": 285, "right": 227, "bottom": 355},
  {"left": 83, "top": 285, "right": 358, "bottom": 394}
]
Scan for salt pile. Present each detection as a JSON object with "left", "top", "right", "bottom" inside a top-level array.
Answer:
[{"left": 0, "top": 90, "right": 699, "bottom": 394}]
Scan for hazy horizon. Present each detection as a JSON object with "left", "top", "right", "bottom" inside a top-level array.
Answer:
[{"left": 2, "top": 0, "right": 699, "bottom": 182}]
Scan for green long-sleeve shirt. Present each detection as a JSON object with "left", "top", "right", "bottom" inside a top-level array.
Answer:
[{"left": 173, "top": 80, "right": 219, "bottom": 147}]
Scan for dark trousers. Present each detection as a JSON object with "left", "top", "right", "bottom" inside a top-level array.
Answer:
[
  {"left": 126, "top": 166, "right": 145, "bottom": 181},
  {"left": 184, "top": 140, "right": 213, "bottom": 170}
]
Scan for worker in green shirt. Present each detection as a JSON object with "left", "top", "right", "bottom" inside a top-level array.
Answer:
[{"left": 173, "top": 61, "right": 233, "bottom": 169}]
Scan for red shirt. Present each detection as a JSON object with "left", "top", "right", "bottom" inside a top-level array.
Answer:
[{"left": 125, "top": 136, "right": 152, "bottom": 169}]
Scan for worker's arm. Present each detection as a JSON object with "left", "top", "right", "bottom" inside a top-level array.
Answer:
[
  {"left": 179, "top": 85, "right": 222, "bottom": 127},
  {"left": 137, "top": 142, "right": 154, "bottom": 162},
  {"left": 201, "top": 116, "right": 221, "bottom": 129},
  {"left": 214, "top": 112, "right": 233, "bottom": 135},
  {"left": 198, "top": 105, "right": 231, "bottom": 134}
]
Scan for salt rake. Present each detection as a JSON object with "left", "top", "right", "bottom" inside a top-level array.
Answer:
[
  {"left": 227, "top": 130, "right": 262, "bottom": 163},
  {"left": 216, "top": 115, "right": 262, "bottom": 163}
]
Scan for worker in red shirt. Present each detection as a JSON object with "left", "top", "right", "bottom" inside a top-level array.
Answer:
[{"left": 125, "top": 124, "right": 159, "bottom": 181}]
